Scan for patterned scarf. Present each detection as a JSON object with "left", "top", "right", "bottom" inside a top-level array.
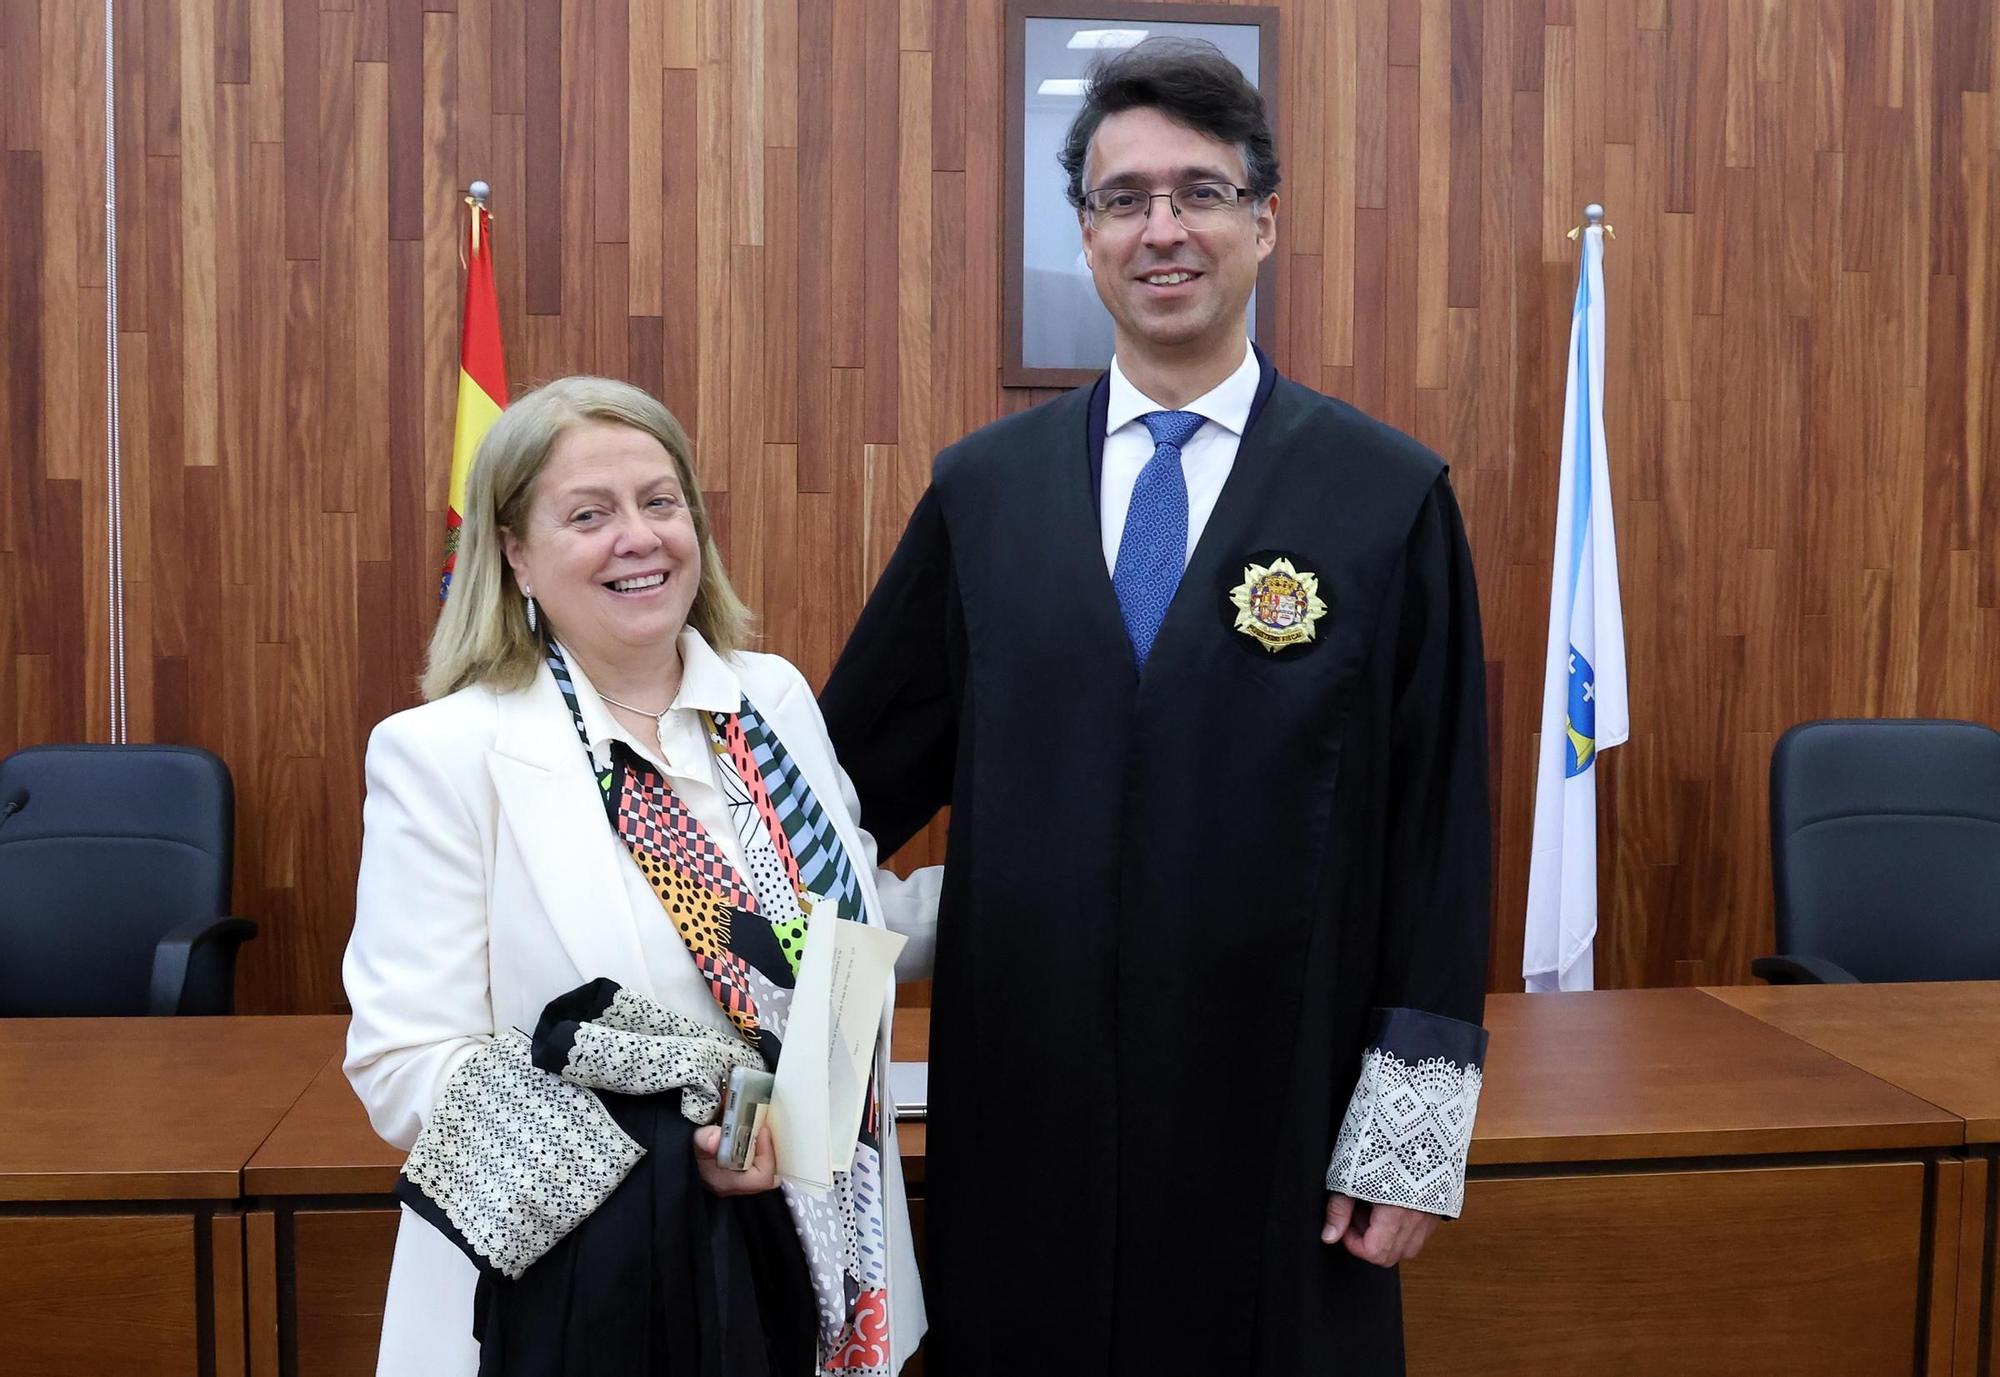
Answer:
[{"left": 548, "top": 644, "right": 893, "bottom": 1375}]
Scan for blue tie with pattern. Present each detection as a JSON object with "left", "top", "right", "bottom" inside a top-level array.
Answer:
[{"left": 1112, "top": 409, "right": 1206, "bottom": 666}]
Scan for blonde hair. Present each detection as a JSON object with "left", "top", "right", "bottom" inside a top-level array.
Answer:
[{"left": 422, "top": 376, "right": 751, "bottom": 701}]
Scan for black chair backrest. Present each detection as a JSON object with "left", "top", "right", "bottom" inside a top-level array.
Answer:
[
  {"left": 0, "top": 744, "right": 235, "bottom": 1015},
  {"left": 1770, "top": 719, "right": 2000, "bottom": 982}
]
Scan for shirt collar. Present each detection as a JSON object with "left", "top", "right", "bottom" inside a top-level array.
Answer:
[
  {"left": 1105, "top": 338, "right": 1259, "bottom": 440},
  {"left": 555, "top": 628, "right": 742, "bottom": 768}
]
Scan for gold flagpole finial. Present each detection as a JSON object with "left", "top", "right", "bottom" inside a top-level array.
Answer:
[
  {"left": 1568, "top": 202, "right": 1614, "bottom": 241},
  {"left": 462, "top": 180, "right": 493, "bottom": 265}
]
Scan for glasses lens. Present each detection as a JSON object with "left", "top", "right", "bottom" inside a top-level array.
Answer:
[
  {"left": 1087, "top": 189, "right": 1146, "bottom": 220},
  {"left": 1172, "top": 184, "right": 1239, "bottom": 220}
]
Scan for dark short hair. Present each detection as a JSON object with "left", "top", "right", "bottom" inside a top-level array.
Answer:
[{"left": 1058, "top": 37, "right": 1281, "bottom": 209}]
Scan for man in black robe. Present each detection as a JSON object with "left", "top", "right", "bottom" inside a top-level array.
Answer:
[{"left": 822, "top": 38, "right": 1491, "bottom": 1376}]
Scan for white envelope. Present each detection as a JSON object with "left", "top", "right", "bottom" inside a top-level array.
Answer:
[
  {"left": 768, "top": 896, "right": 905, "bottom": 1191},
  {"left": 826, "top": 919, "right": 906, "bottom": 1169}
]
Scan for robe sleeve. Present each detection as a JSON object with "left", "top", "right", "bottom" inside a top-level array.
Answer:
[
  {"left": 1326, "top": 473, "right": 1492, "bottom": 1220},
  {"left": 819, "top": 485, "right": 962, "bottom": 854}
]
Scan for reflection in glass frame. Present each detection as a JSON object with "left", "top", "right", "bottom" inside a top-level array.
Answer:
[{"left": 1003, "top": 1, "right": 1281, "bottom": 389}]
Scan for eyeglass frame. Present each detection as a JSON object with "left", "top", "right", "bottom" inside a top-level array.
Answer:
[{"left": 1078, "top": 182, "right": 1259, "bottom": 229}]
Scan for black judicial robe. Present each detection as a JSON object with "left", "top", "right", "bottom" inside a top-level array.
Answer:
[{"left": 821, "top": 356, "right": 1491, "bottom": 1376}]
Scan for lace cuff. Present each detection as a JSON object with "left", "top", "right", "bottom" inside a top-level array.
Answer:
[
  {"left": 1325, "top": 1007, "right": 1487, "bottom": 1219},
  {"left": 397, "top": 1030, "right": 644, "bottom": 1280},
  {"left": 398, "top": 979, "right": 768, "bottom": 1281},
  {"left": 531, "top": 977, "right": 764, "bottom": 1124}
]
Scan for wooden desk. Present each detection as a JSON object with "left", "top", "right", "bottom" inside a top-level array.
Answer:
[
  {"left": 5, "top": 989, "right": 1993, "bottom": 1377},
  {"left": 1402, "top": 989, "right": 1967, "bottom": 1377},
  {"left": 238, "top": 1021, "right": 937, "bottom": 1377},
  {"left": 0, "top": 1016, "right": 344, "bottom": 1201},
  {"left": 0, "top": 1016, "right": 343, "bottom": 1377},
  {"left": 1706, "top": 982, "right": 2000, "bottom": 1143},
  {"left": 239, "top": 1058, "right": 403, "bottom": 1377},
  {"left": 1470, "top": 987, "right": 1963, "bottom": 1161},
  {"left": 1704, "top": 982, "right": 2000, "bottom": 1374}
]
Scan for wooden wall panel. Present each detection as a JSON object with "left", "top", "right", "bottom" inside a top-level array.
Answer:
[
  {"left": 1403, "top": 1161, "right": 1936, "bottom": 1376},
  {"left": 0, "top": 1213, "right": 200, "bottom": 1375},
  {"left": 289, "top": 1209, "right": 400, "bottom": 1377},
  {"left": 3, "top": 0, "right": 1998, "bottom": 1010}
]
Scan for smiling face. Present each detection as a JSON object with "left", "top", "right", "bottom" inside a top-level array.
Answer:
[
  {"left": 1080, "top": 106, "right": 1277, "bottom": 362},
  {"left": 499, "top": 420, "right": 701, "bottom": 677}
]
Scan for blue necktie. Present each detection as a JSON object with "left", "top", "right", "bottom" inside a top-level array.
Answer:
[{"left": 1112, "top": 409, "right": 1205, "bottom": 666}]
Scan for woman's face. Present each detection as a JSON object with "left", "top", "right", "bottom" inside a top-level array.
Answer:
[{"left": 500, "top": 421, "right": 702, "bottom": 674}]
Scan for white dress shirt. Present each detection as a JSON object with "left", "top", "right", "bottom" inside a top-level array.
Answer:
[
  {"left": 1099, "top": 340, "right": 1260, "bottom": 573},
  {"left": 554, "top": 628, "right": 750, "bottom": 1036}
]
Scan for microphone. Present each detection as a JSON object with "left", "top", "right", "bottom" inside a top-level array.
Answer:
[{"left": 0, "top": 788, "right": 28, "bottom": 830}]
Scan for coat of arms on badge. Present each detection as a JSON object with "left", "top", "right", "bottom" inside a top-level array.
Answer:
[{"left": 1228, "top": 556, "right": 1328, "bottom": 652}]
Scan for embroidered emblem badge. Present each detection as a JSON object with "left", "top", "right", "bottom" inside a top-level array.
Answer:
[{"left": 1228, "top": 557, "right": 1328, "bottom": 652}]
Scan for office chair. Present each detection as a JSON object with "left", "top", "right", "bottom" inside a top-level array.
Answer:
[
  {"left": 1756, "top": 718, "right": 2000, "bottom": 984},
  {"left": 0, "top": 744, "right": 258, "bottom": 1015}
]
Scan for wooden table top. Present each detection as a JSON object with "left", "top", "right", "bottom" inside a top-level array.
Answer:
[
  {"left": 8, "top": 987, "right": 1975, "bottom": 1205},
  {"left": 0, "top": 1015, "right": 344, "bottom": 1201},
  {"left": 1705, "top": 981, "right": 2000, "bottom": 1143},
  {"left": 1468, "top": 988, "right": 1962, "bottom": 1164},
  {"left": 243, "top": 1053, "right": 402, "bottom": 1197},
  {"left": 236, "top": 991, "right": 1964, "bottom": 1192}
]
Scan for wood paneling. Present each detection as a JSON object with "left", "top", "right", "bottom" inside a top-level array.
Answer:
[
  {"left": 1403, "top": 1161, "right": 1935, "bottom": 1377},
  {"left": 245, "top": 1209, "right": 281, "bottom": 1377},
  {"left": 4, "top": 0, "right": 1997, "bottom": 1011},
  {"left": 213, "top": 1211, "right": 249, "bottom": 1377},
  {"left": 0, "top": 1214, "right": 199, "bottom": 1375},
  {"left": 291, "top": 1210, "right": 399, "bottom": 1377}
]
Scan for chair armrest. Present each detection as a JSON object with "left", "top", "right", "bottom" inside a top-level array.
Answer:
[
  {"left": 1750, "top": 954, "right": 1861, "bottom": 985},
  {"left": 150, "top": 917, "right": 259, "bottom": 1015}
]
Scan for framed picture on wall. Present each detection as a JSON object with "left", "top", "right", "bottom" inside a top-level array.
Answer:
[{"left": 1004, "top": 0, "right": 1280, "bottom": 389}]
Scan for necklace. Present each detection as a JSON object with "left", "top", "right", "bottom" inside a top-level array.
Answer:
[{"left": 596, "top": 689, "right": 675, "bottom": 722}]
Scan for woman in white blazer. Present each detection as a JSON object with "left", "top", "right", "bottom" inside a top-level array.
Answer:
[{"left": 344, "top": 376, "right": 936, "bottom": 1377}]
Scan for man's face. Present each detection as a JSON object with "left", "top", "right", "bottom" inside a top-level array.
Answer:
[{"left": 1080, "top": 106, "right": 1278, "bottom": 358}]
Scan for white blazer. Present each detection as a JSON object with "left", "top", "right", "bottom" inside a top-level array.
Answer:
[{"left": 343, "top": 646, "right": 938, "bottom": 1377}]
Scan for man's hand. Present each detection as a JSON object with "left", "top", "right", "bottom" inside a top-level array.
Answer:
[
  {"left": 1321, "top": 1193, "right": 1439, "bottom": 1266},
  {"left": 693, "top": 1122, "right": 780, "bottom": 1195}
]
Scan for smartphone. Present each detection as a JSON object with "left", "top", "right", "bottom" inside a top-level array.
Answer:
[{"left": 715, "top": 1066, "right": 776, "bottom": 1172}]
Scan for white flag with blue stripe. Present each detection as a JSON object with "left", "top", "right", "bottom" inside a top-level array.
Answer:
[{"left": 1524, "top": 223, "right": 1627, "bottom": 993}]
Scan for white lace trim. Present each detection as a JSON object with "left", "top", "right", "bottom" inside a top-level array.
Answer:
[
  {"left": 1325, "top": 1046, "right": 1482, "bottom": 1219},
  {"left": 557, "top": 998, "right": 764, "bottom": 1124},
  {"left": 401, "top": 1032, "right": 644, "bottom": 1279}
]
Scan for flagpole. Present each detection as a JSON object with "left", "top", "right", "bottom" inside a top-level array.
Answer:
[
  {"left": 1524, "top": 201, "right": 1628, "bottom": 994},
  {"left": 442, "top": 180, "right": 509, "bottom": 602}
]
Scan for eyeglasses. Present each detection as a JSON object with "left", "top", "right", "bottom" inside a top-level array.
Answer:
[{"left": 1080, "top": 182, "right": 1254, "bottom": 228}]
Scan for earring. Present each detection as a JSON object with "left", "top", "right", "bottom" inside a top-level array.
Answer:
[{"left": 524, "top": 590, "right": 538, "bottom": 634}]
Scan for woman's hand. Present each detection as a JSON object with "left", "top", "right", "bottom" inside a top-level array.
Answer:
[{"left": 693, "top": 1122, "right": 781, "bottom": 1195}]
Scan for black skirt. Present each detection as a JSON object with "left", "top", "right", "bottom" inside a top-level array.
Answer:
[{"left": 472, "top": 1088, "right": 818, "bottom": 1377}]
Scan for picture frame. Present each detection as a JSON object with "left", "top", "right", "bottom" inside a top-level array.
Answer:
[{"left": 1003, "top": 0, "right": 1281, "bottom": 389}]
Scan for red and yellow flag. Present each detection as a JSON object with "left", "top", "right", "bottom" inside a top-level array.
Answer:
[{"left": 441, "top": 192, "right": 508, "bottom": 601}]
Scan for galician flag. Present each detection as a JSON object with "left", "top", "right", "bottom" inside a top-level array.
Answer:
[
  {"left": 441, "top": 189, "right": 508, "bottom": 601},
  {"left": 1524, "top": 220, "right": 1627, "bottom": 993}
]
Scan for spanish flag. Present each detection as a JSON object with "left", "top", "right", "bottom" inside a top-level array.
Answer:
[{"left": 441, "top": 191, "right": 508, "bottom": 601}]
